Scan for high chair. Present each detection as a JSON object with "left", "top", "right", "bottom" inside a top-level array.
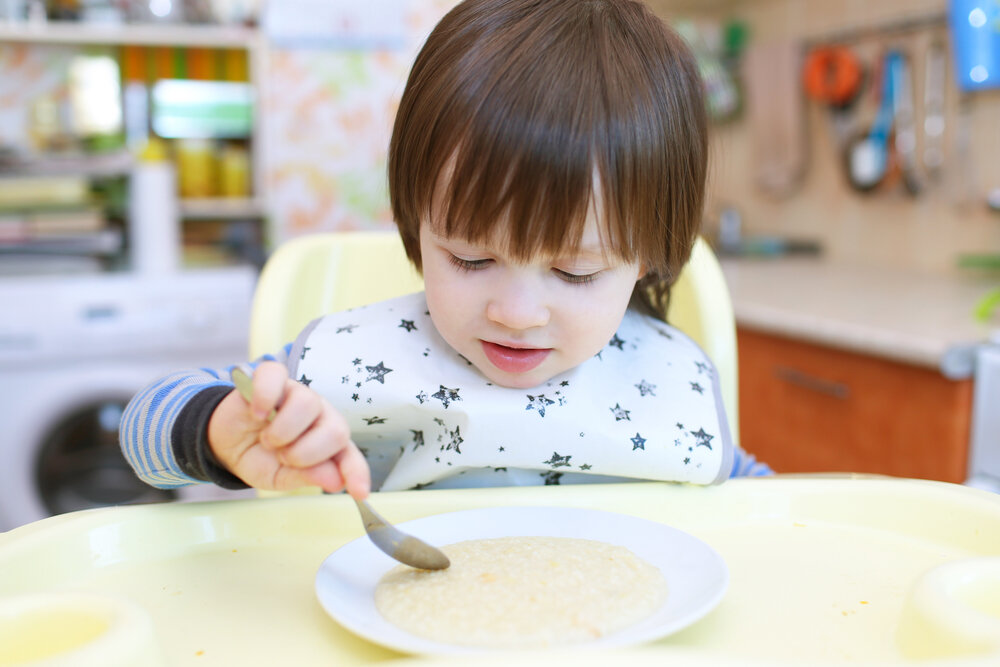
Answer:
[{"left": 248, "top": 231, "right": 739, "bottom": 436}]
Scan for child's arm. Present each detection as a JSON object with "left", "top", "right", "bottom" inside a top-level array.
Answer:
[
  {"left": 730, "top": 447, "right": 773, "bottom": 477},
  {"left": 119, "top": 345, "right": 370, "bottom": 498}
]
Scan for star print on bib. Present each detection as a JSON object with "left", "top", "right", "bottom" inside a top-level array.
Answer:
[{"left": 289, "top": 292, "right": 734, "bottom": 491}]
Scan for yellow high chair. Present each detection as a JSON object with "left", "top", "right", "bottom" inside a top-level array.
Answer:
[{"left": 248, "top": 231, "right": 739, "bottom": 433}]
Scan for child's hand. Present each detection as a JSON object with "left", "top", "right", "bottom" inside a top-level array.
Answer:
[{"left": 207, "top": 361, "right": 371, "bottom": 499}]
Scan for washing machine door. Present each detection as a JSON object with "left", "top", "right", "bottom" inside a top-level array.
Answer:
[
  {"left": 0, "top": 364, "right": 180, "bottom": 532},
  {"left": 34, "top": 398, "right": 175, "bottom": 516}
]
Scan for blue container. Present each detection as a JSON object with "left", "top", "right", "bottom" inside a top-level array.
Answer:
[{"left": 950, "top": 0, "right": 1000, "bottom": 91}]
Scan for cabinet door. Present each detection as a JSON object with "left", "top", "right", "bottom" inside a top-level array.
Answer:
[{"left": 737, "top": 328, "right": 973, "bottom": 483}]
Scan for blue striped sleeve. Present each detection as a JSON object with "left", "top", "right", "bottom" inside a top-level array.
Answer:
[
  {"left": 730, "top": 446, "right": 774, "bottom": 477},
  {"left": 119, "top": 344, "right": 293, "bottom": 489}
]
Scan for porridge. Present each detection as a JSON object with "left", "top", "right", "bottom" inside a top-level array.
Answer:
[{"left": 374, "top": 536, "right": 668, "bottom": 648}]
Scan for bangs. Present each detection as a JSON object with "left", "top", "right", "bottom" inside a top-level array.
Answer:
[{"left": 390, "top": 0, "right": 707, "bottom": 288}]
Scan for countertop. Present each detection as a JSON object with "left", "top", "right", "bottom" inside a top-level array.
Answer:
[{"left": 719, "top": 257, "right": 1000, "bottom": 376}]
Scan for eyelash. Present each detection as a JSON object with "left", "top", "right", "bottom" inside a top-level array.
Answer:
[{"left": 447, "top": 255, "right": 599, "bottom": 285}]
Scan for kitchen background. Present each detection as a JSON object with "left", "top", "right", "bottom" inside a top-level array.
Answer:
[{"left": 0, "top": 0, "right": 998, "bottom": 531}]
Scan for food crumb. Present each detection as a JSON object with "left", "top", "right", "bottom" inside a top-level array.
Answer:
[
  {"left": 195, "top": 650, "right": 205, "bottom": 656},
  {"left": 232, "top": 549, "right": 238, "bottom": 553},
  {"left": 792, "top": 522, "right": 807, "bottom": 528},
  {"left": 860, "top": 601, "right": 869, "bottom": 605}
]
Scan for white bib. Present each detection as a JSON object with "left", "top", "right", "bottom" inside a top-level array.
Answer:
[{"left": 289, "top": 292, "right": 733, "bottom": 491}]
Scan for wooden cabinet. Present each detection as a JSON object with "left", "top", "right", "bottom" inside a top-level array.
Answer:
[{"left": 737, "top": 327, "right": 974, "bottom": 483}]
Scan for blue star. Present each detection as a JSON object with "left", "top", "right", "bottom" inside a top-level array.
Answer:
[
  {"left": 543, "top": 452, "right": 572, "bottom": 468},
  {"left": 630, "top": 433, "right": 646, "bottom": 450},
  {"left": 365, "top": 361, "right": 393, "bottom": 384},
  {"left": 610, "top": 403, "right": 631, "bottom": 421},
  {"left": 526, "top": 394, "right": 555, "bottom": 417},
  {"left": 432, "top": 385, "right": 461, "bottom": 408},
  {"left": 691, "top": 428, "right": 714, "bottom": 449}
]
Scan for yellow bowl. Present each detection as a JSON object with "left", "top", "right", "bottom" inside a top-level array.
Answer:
[
  {"left": 898, "top": 557, "right": 1000, "bottom": 659},
  {"left": 0, "top": 593, "right": 164, "bottom": 667}
]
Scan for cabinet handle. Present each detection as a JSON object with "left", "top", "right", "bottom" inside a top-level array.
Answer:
[{"left": 774, "top": 366, "right": 850, "bottom": 399}]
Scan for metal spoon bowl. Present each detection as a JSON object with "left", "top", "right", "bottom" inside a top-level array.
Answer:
[{"left": 229, "top": 367, "right": 449, "bottom": 570}]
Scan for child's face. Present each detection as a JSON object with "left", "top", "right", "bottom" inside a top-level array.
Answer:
[{"left": 420, "top": 212, "right": 643, "bottom": 389}]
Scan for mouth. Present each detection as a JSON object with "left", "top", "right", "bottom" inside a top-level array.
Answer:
[{"left": 480, "top": 341, "right": 552, "bottom": 374}]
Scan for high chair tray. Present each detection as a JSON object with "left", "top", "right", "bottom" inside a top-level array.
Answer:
[{"left": 0, "top": 476, "right": 998, "bottom": 666}]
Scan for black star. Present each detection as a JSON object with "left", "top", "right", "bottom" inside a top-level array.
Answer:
[
  {"left": 352, "top": 358, "right": 362, "bottom": 366},
  {"left": 695, "top": 361, "right": 711, "bottom": 375},
  {"left": 498, "top": 446, "right": 505, "bottom": 452},
  {"left": 657, "top": 328, "right": 673, "bottom": 339},
  {"left": 355, "top": 382, "right": 362, "bottom": 388},
  {"left": 365, "top": 361, "right": 393, "bottom": 384},
  {"left": 630, "top": 433, "right": 646, "bottom": 450},
  {"left": 635, "top": 380, "right": 656, "bottom": 397},
  {"left": 560, "top": 380, "right": 569, "bottom": 387},
  {"left": 608, "top": 333, "right": 625, "bottom": 350},
  {"left": 399, "top": 319, "right": 417, "bottom": 332},
  {"left": 676, "top": 422, "right": 684, "bottom": 430},
  {"left": 526, "top": 394, "right": 555, "bottom": 417},
  {"left": 300, "top": 346, "right": 311, "bottom": 360},
  {"left": 363, "top": 416, "right": 387, "bottom": 425},
  {"left": 579, "top": 463, "right": 592, "bottom": 470},
  {"left": 432, "top": 385, "right": 461, "bottom": 408},
  {"left": 610, "top": 403, "right": 631, "bottom": 421},
  {"left": 543, "top": 452, "right": 572, "bottom": 468},
  {"left": 410, "top": 428, "right": 424, "bottom": 451},
  {"left": 542, "top": 471, "right": 563, "bottom": 485},
  {"left": 690, "top": 381, "right": 704, "bottom": 394},
  {"left": 415, "top": 391, "right": 428, "bottom": 404},
  {"left": 351, "top": 393, "right": 359, "bottom": 402},
  {"left": 684, "top": 457, "right": 691, "bottom": 465},
  {"left": 422, "top": 348, "right": 430, "bottom": 357},
  {"left": 299, "top": 374, "right": 312, "bottom": 387},
  {"left": 445, "top": 426, "right": 463, "bottom": 454},
  {"left": 691, "top": 428, "right": 714, "bottom": 449},
  {"left": 336, "top": 324, "right": 358, "bottom": 334},
  {"left": 341, "top": 375, "right": 350, "bottom": 384}
]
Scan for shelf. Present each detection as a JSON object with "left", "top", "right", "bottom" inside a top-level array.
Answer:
[
  {"left": 179, "top": 197, "right": 267, "bottom": 220},
  {"left": 0, "top": 151, "right": 133, "bottom": 179},
  {"left": 0, "top": 21, "right": 260, "bottom": 48}
]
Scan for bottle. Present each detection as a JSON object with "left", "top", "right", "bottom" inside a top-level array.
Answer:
[{"left": 129, "top": 138, "right": 181, "bottom": 274}]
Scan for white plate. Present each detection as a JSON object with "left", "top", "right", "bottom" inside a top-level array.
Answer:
[{"left": 315, "top": 506, "right": 728, "bottom": 655}]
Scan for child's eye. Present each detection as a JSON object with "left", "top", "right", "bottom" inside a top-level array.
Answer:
[
  {"left": 554, "top": 269, "right": 599, "bottom": 285},
  {"left": 448, "top": 254, "right": 491, "bottom": 272}
]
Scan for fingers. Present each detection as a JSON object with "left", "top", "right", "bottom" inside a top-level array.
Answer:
[{"left": 248, "top": 361, "right": 288, "bottom": 421}]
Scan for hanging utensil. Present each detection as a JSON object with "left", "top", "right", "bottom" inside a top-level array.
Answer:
[
  {"left": 845, "top": 51, "right": 898, "bottom": 192},
  {"left": 891, "top": 50, "right": 922, "bottom": 195},
  {"left": 922, "top": 41, "right": 947, "bottom": 180}
]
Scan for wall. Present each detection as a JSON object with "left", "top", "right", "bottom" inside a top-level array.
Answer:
[{"left": 650, "top": 0, "right": 1000, "bottom": 274}]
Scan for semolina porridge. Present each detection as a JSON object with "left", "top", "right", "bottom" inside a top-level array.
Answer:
[{"left": 374, "top": 536, "right": 668, "bottom": 648}]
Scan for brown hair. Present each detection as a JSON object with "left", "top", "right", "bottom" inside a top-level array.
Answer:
[{"left": 388, "top": 0, "right": 707, "bottom": 317}]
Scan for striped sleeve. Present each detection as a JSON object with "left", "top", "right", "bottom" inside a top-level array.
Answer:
[
  {"left": 119, "top": 345, "right": 292, "bottom": 489},
  {"left": 730, "top": 446, "right": 774, "bottom": 477}
]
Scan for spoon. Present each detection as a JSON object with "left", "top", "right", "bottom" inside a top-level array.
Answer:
[{"left": 229, "top": 367, "right": 450, "bottom": 570}]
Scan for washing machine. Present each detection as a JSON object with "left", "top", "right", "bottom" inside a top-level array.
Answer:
[{"left": 0, "top": 267, "right": 259, "bottom": 533}]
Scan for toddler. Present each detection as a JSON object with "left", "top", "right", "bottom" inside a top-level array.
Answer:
[{"left": 120, "top": 0, "right": 770, "bottom": 500}]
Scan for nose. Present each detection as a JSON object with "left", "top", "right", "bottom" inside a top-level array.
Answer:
[{"left": 486, "top": 272, "right": 551, "bottom": 331}]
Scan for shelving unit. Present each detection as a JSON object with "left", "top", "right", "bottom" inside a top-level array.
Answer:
[
  {"left": 0, "top": 19, "right": 271, "bottom": 271},
  {"left": 0, "top": 21, "right": 261, "bottom": 48}
]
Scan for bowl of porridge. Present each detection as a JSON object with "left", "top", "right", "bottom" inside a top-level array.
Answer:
[{"left": 315, "top": 506, "right": 728, "bottom": 655}]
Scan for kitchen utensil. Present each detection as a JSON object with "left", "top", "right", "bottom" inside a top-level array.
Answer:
[
  {"left": 228, "top": 367, "right": 450, "bottom": 571},
  {"left": 891, "top": 50, "right": 923, "bottom": 195},
  {"left": 923, "top": 41, "right": 947, "bottom": 178},
  {"left": 745, "top": 40, "right": 807, "bottom": 198},
  {"left": 846, "top": 51, "right": 897, "bottom": 192}
]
